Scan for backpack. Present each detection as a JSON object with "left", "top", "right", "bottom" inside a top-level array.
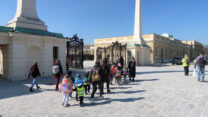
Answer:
[
  {"left": 111, "top": 67, "right": 115, "bottom": 75},
  {"left": 116, "top": 70, "right": 122, "bottom": 77},
  {"left": 198, "top": 57, "right": 206, "bottom": 67},
  {"left": 186, "top": 59, "right": 190, "bottom": 65},
  {"left": 92, "top": 68, "right": 101, "bottom": 82},
  {"left": 52, "top": 65, "right": 60, "bottom": 75},
  {"left": 61, "top": 82, "right": 71, "bottom": 92}
]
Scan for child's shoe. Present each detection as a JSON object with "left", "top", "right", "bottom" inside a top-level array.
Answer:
[
  {"left": 80, "top": 102, "right": 84, "bottom": 107},
  {"left": 66, "top": 104, "right": 70, "bottom": 107}
]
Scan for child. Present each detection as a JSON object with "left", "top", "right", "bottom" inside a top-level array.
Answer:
[
  {"left": 68, "top": 70, "right": 73, "bottom": 98},
  {"left": 123, "top": 69, "right": 128, "bottom": 83},
  {"left": 75, "top": 80, "right": 85, "bottom": 107},
  {"left": 115, "top": 63, "right": 122, "bottom": 85},
  {"left": 84, "top": 72, "right": 91, "bottom": 95},
  {"left": 110, "top": 64, "right": 116, "bottom": 85},
  {"left": 74, "top": 73, "right": 82, "bottom": 101},
  {"left": 59, "top": 74, "right": 73, "bottom": 107}
]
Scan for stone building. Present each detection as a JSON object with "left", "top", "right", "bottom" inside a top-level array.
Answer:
[
  {"left": 0, "top": 0, "right": 68, "bottom": 81},
  {"left": 84, "top": 45, "right": 94, "bottom": 55},
  {"left": 94, "top": 33, "right": 204, "bottom": 64},
  {"left": 83, "top": 45, "right": 94, "bottom": 60}
]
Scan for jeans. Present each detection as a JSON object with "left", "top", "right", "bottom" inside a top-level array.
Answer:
[
  {"left": 197, "top": 67, "right": 205, "bottom": 81},
  {"left": 31, "top": 77, "right": 38, "bottom": 89},
  {"left": 63, "top": 94, "right": 69, "bottom": 104}
]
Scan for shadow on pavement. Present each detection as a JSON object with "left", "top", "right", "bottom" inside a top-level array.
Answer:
[
  {"left": 137, "top": 71, "right": 183, "bottom": 75},
  {"left": 110, "top": 86, "right": 132, "bottom": 90},
  {"left": 110, "top": 90, "right": 145, "bottom": 94},
  {"left": 0, "top": 79, "right": 43, "bottom": 100},
  {"left": 83, "top": 97, "right": 145, "bottom": 107},
  {"left": 134, "top": 79, "right": 159, "bottom": 82}
]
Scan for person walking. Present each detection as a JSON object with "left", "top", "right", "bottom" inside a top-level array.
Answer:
[
  {"left": 119, "top": 56, "right": 124, "bottom": 69},
  {"left": 109, "top": 63, "right": 116, "bottom": 85},
  {"left": 28, "top": 62, "right": 41, "bottom": 92},
  {"left": 182, "top": 54, "right": 191, "bottom": 76},
  {"left": 52, "top": 60, "right": 63, "bottom": 91},
  {"left": 75, "top": 80, "right": 85, "bottom": 107},
  {"left": 74, "top": 73, "right": 82, "bottom": 101},
  {"left": 59, "top": 74, "right": 73, "bottom": 107},
  {"left": 84, "top": 72, "right": 91, "bottom": 95},
  {"left": 128, "top": 57, "right": 136, "bottom": 82},
  {"left": 90, "top": 61, "right": 103, "bottom": 102},
  {"left": 101, "top": 58, "right": 111, "bottom": 93},
  {"left": 115, "top": 63, "right": 122, "bottom": 85},
  {"left": 194, "top": 53, "right": 207, "bottom": 82}
]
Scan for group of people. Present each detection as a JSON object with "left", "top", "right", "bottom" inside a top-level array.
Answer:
[
  {"left": 182, "top": 52, "right": 207, "bottom": 81},
  {"left": 27, "top": 57, "right": 137, "bottom": 107}
]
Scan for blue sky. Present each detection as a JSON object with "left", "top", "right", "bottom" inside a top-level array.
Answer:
[{"left": 0, "top": 0, "right": 207, "bottom": 45}]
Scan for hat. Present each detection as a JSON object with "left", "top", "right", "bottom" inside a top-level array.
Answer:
[{"left": 76, "top": 80, "right": 83, "bottom": 87}]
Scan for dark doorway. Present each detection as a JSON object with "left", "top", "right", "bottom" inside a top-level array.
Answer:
[{"left": 53, "top": 46, "right": 59, "bottom": 63}]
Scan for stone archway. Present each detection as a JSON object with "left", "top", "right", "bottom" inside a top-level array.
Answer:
[{"left": 27, "top": 46, "right": 42, "bottom": 71}]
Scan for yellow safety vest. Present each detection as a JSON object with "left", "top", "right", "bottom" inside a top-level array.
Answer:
[{"left": 77, "top": 86, "right": 84, "bottom": 97}]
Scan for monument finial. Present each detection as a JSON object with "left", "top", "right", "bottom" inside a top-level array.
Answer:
[{"left": 7, "top": 0, "right": 47, "bottom": 31}]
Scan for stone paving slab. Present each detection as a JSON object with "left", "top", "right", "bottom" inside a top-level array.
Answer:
[{"left": 0, "top": 63, "right": 208, "bottom": 117}]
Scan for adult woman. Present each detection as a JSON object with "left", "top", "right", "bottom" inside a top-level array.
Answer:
[
  {"left": 128, "top": 57, "right": 136, "bottom": 82},
  {"left": 53, "top": 60, "right": 63, "bottom": 91},
  {"left": 28, "top": 62, "right": 41, "bottom": 92}
]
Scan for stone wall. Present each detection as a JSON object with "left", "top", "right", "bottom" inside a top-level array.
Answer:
[
  {"left": 0, "top": 32, "right": 68, "bottom": 81},
  {"left": 94, "top": 34, "right": 204, "bottom": 64}
]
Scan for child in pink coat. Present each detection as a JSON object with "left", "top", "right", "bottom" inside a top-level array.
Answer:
[{"left": 59, "top": 74, "right": 73, "bottom": 107}]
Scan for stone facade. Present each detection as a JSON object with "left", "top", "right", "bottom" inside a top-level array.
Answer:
[
  {"left": 0, "top": 31, "right": 67, "bottom": 81},
  {"left": 94, "top": 34, "right": 204, "bottom": 64},
  {"left": 84, "top": 45, "right": 94, "bottom": 55}
]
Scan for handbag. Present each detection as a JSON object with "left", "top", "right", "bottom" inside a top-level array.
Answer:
[{"left": 192, "top": 68, "right": 196, "bottom": 77}]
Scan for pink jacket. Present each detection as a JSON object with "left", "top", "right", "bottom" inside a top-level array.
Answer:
[{"left": 59, "top": 79, "right": 73, "bottom": 94}]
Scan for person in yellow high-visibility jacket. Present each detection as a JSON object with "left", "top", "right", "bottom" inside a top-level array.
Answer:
[
  {"left": 76, "top": 80, "right": 85, "bottom": 107},
  {"left": 182, "top": 54, "right": 190, "bottom": 76}
]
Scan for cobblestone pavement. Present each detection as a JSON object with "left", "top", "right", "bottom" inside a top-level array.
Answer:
[{"left": 0, "top": 63, "right": 208, "bottom": 117}]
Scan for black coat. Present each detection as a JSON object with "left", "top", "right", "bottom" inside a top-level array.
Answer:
[
  {"left": 128, "top": 61, "right": 136, "bottom": 77},
  {"left": 101, "top": 64, "right": 110, "bottom": 82},
  {"left": 28, "top": 64, "right": 41, "bottom": 78}
]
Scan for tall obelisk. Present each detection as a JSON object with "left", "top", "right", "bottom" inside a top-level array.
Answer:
[
  {"left": 133, "top": 0, "right": 146, "bottom": 44},
  {"left": 7, "top": 0, "right": 47, "bottom": 30}
]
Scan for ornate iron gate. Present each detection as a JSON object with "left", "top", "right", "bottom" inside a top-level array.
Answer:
[
  {"left": 66, "top": 34, "right": 84, "bottom": 70},
  {"left": 96, "top": 41, "right": 127, "bottom": 65}
]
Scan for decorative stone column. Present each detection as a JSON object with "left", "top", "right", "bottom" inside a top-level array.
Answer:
[
  {"left": 7, "top": 0, "right": 47, "bottom": 30},
  {"left": 127, "top": 0, "right": 150, "bottom": 65}
]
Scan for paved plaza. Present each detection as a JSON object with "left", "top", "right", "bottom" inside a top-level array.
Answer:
[{"left": 0, "top": 61, "right": 208, "bottom": 117}]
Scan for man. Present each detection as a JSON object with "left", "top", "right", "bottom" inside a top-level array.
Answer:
[
  {"left": 181, "top": 54, "right": 190, "bottom": 76},
  {"left": 101, "top": 58, "right": 111, "bottom": 93},
  {"left": 194, "top": 53, "right": 206, "bottom": 82},
  {"left": 90, "top": 61, "right": 103, "bottom": 102}
]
